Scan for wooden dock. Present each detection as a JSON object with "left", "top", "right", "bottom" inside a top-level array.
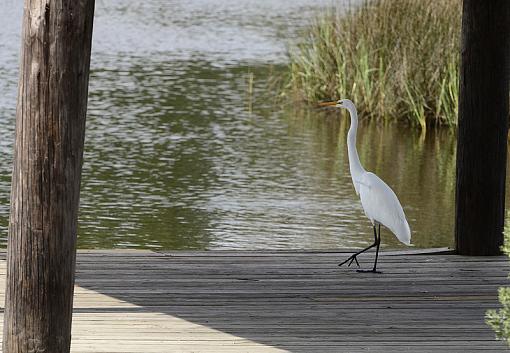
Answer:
[{"left": 0, "top": 250, "right": 508, "bottom": 352}]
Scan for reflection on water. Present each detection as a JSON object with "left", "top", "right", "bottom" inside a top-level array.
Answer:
[
  {"left": 275, "top": 109, "right": 457, "bottom": 250},
  {"left": 0, "top": 0, "right": 463, "bottom": 250},
  {"left": 83, "top": 56, "right": 457, "bottom": 250}
]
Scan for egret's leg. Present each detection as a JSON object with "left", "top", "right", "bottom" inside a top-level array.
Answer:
[
  {"left": 357, "top": 224, "right": 382, "bottom": 274},
  {"left": 338, "top": 226, "right": 378, "bottom": 268},
  {"left": 373, "top": 224, "right": 381, "bottom": 270}
]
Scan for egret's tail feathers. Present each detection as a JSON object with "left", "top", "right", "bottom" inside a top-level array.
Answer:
[{"left": 394, "top": 220, "right": 411, "bottom": 246}]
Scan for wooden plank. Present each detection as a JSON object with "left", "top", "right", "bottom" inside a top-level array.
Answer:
[{"left": 0, "top": 250, "right": 508, "bottom": 352}]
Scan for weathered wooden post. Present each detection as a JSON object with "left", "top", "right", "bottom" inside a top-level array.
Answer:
[
  {"left": 3, "top": 1, "right": 95, "bottom": 352},
  {"left": 455, "top": 0, "right": 510, "bottom": 255}
]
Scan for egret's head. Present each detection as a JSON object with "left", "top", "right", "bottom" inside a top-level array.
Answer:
[{"left": 318, "top": 99, "right": 355, "bottom": 110}]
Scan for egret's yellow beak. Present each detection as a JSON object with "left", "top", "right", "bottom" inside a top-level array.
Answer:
[{"left": 318, "top": 101, "right": 337, "bottom": 107}]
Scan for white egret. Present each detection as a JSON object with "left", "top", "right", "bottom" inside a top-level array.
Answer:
[{"left": 319, "top": 99, "right": 411, "bottom": 273}]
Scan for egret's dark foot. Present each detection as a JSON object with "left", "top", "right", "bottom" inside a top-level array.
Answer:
[
  {"left": 338, "top": 254, "right": 360, "bottom": 268},
  {"left": 356, "top": 269, "right": 382, "bottom": 274}
]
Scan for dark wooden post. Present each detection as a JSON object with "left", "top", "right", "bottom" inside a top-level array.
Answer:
[
  {"left": 3, "top": 1, "right": 95, "bottom": 352},
  {"left": 455, "top": 0, "right": 510, "bottom": 255}
]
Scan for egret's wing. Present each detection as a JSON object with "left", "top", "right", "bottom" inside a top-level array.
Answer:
[{"left": 359, "top": 172, "right": 411, "bottom": 245}]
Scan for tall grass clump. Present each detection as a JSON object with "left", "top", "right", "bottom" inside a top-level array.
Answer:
[{"left": 284, "top": 0, "right": 461, "bottom": 129}]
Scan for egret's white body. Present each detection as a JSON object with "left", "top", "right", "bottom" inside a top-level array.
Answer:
[
  {"left": 320, "top": 99, "right": 411, "bottom": 272},
  {"left": 358, "top": 172, "right": 411, "bottom": 245}
]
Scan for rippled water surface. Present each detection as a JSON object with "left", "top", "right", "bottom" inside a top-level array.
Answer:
[{"left": 1, "top": 0, "right": 460, "bottom": 250}]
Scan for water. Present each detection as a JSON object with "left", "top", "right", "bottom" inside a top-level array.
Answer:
[{"left": 1, "top": 0, "right": 457, "bottom": 250}]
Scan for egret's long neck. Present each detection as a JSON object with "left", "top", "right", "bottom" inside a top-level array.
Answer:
[{"left": 346, "top": 106, "right": 365, "bottom": 185}]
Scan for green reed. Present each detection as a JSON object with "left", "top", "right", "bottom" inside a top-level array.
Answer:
[{"left": 283, "top": 0, "right": 461, "bottom": 129}]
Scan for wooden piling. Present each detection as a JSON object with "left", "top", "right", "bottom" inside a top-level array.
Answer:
[
  {"left": 455, "top": 0, "right": 510, "bottom": 255},
  {"left": 3, "top": 1, "right": 95, "bottom": 352}
]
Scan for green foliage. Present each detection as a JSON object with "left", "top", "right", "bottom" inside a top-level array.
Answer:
[
  {"left": 486, "top": 222, "right": 510, "bottom": 345},
  {"left": 282, "top": 0, "right": 461, "bottom": 129}
]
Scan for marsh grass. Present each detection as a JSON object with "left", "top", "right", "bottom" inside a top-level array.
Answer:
[{"left": 283, "top": 0, "right": 461, "bottom": 129}]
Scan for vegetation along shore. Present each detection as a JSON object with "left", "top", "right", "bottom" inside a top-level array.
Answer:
[{"left": 282, "top": 0, "right": 461, "bottom": 130}]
